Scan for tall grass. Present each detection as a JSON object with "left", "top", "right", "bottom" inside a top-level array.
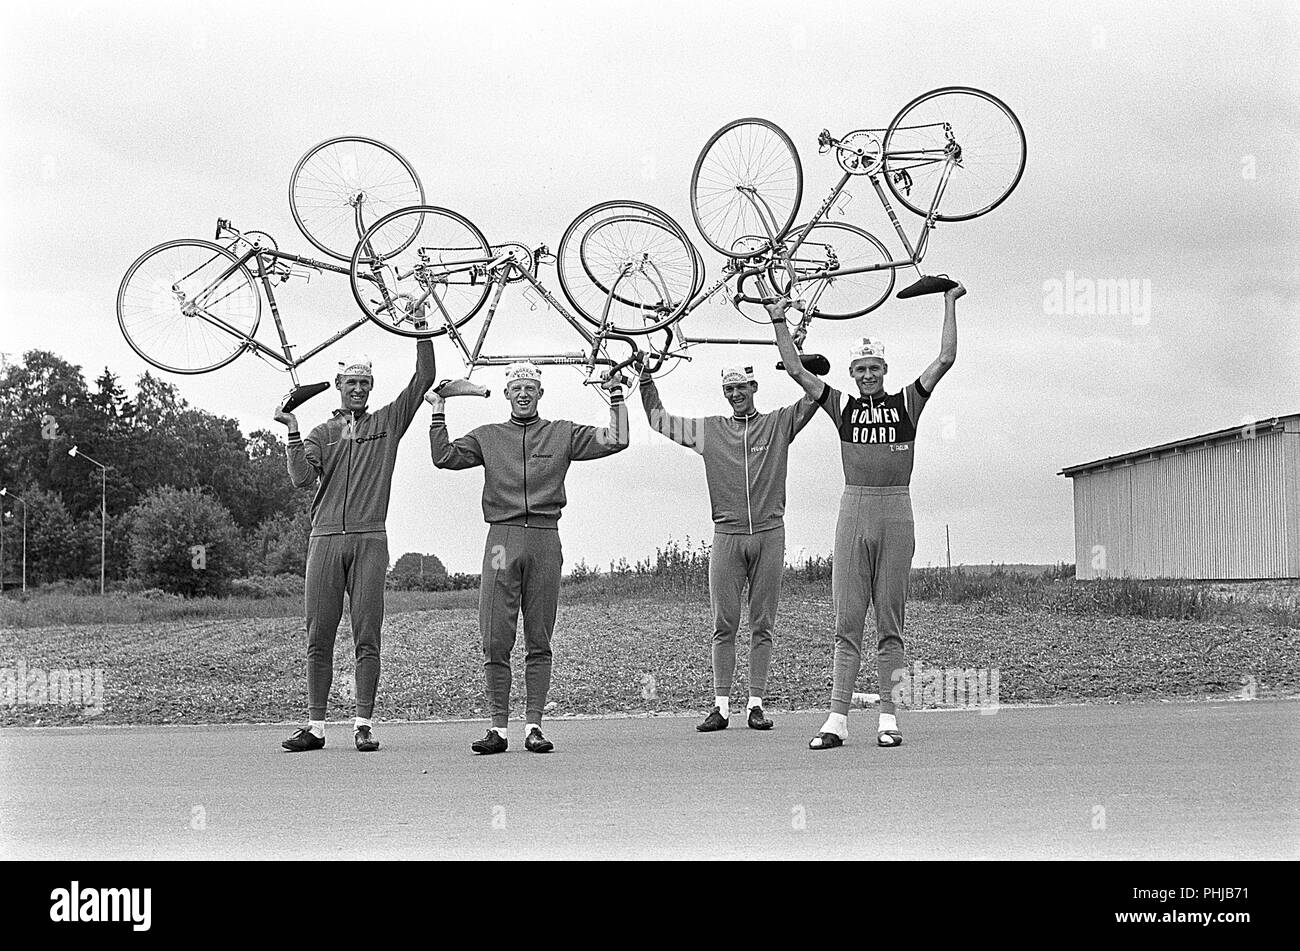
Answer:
[
  {"left": 0, "top": 588, "right": 477, "bottom": 629},
  {"left": 4, "top": 540, "right": 1296, "bottom": 629}
]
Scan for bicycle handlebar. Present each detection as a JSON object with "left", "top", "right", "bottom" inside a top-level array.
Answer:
[{"left": 732, "top": 266, "right": 782, "bottom": 306}]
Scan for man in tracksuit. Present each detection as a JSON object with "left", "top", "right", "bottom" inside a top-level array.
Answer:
[
  {"left": 275, "top": 326, "right": 436, "bottom": 753},
  {"left": 639, "top": 363, "right": 817, "bottom": 732},
  {"left": 428, "top": 362, "right": 628, "bottom": 754},
  {"left": 771, "top": 284, "right": 964, "bottom": 750}
]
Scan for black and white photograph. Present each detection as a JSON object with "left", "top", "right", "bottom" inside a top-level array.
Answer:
[{"left": 0, "top": 0, "right": 1294, "bottom": 918}]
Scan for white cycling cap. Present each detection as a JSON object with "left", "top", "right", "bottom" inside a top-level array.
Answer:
[
  {"left": 847, "top": 338, "right": 886, "bottom": 363},
  {"left": 720, "top": 365, "right": 756, "bottom": 385},
  {"left": 337, "top": 355, "right": 373, "bottom": 378},
  {"left": 504, "top": 362, "right": 542, "bottom": 385}
]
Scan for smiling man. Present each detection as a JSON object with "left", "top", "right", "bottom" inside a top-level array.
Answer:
[
  {"left": 639, "top": 361, "right": 817, "bottom": 732},
  {"left": 771, "top": 284, "right": 964, "bottom": 750},
  {"left": 275, "top": 318, "right": 435, "bottom": 754},
  {"left": 429, "top": 362, "right": 628, "bottom": 755}
]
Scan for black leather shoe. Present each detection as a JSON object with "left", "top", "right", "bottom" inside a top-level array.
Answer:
[
  {"left": 696, "top": 707, "right": 729, "bottom": 732},
  {"left": 354, "top": 725, "right": 380, "bottom": 752},
  {"left": 747, "top": 706, "right": 774, "bottom": 730},
  {"left": 525, "top": 727, "right": 554, "bottom": 753},
  {"left": 471, "top": 730, "right": 508, "bottom": 755},
  {"left": 281, "top": 727, "right": 325, "bottom": 752}
]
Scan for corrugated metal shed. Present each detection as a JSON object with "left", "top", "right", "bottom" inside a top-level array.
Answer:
[{"left": 1060, "top": 415, "right": 1299, "bottom": 579}]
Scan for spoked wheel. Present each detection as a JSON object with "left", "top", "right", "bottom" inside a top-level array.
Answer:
[
  {"left": 882, "top": 87, "right": 1026, "bottom": 221},
  {"left": 557, "top": 200, "right": 699, "bottom": 335},
  {"left": 117, "top": 239, "right": 261, "bottom": 373},
  {"left": 350, "top": 205, "right": 493, "bottom": 337},
  {"left": 767, "top": 223, "right": 895, "bottom": 319},
  {"left": 290, "top": 136, "right": 424, "bottom": 261},
  {"left": 691, "top": 118, "right": 802, "bottom": 257}
]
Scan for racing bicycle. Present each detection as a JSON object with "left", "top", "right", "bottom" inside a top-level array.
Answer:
[{"left": 116, "top": 136, "right": 424, "bottom": 410}]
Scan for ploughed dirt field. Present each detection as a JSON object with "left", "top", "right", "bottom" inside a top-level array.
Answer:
[{"left": 2, "top": 578, "right": 1295, "bottom": 725}]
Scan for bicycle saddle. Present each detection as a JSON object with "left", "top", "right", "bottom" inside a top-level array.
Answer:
[
  {"left": 281, "top": 381, "right": 331, "bottom": 413},
  {"left": 896, "top": 274, "right": 959, "bottom": 299},
  {"left": 775, "top": 353, "right": 831, "bottom": 376}
]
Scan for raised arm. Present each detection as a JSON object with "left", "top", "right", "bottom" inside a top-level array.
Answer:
[
  {"left": 638, "top": 369, "right": 702, "bottom": 451},
  {"left": 388, "top": 318, "right": 438, "bottom": 432},
  {"left": 570, "top": 381, "right": 629, "bottom": 460},
  {"left": 918, "top": 284, "right": 964, "bottom": 394},
  {"left": 425, "top": 389, "right": 485, "bottom": 469},
  {"left": 276, "top": 402, "right": 321, "bottom": 488},
  {"left": 768, "top": 300, "right": 825, "bottom": 401},
  {"left": 287, "top": 427, "right": 323, "bottom": 488}
]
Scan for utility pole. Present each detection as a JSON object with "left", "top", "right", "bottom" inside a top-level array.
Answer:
[
  {"left": 69, "top": 448, "right": 110, "bottom": 595},
  {"left": 946, "top": 524, "right": 952, "bottom": 571},
  {"left": 0, "top": 489, "right": 26, "bottom": 593}
]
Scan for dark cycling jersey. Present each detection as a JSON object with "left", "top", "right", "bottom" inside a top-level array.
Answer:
[{"left": 816, "top": 378, "right": 931, "bottom": 486}]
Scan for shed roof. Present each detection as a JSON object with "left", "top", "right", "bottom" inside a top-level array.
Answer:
[{"left": 1059, "top": 414, "right": 1299, "bottom": 478}]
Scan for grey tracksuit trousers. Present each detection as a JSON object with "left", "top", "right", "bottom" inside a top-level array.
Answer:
[
  {"left": 830, "top": 486, "right": 915, "bottom": 716},
  {"left": 709, "top": 527, "right": 785, "bottom": 697}
]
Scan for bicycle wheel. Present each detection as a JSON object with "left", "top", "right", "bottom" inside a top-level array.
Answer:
[
  {"left": 290, "top": 136, "right": 424, "bottom": 261},
  {"left": 691, "top": 118, "right": 802, "bottom": 257},
  {"left": 556, "top": 200, "right": 699, "bottom": 335},
  {"left": 117, "top": 239, "right": 261, "bottom": 373},
  {"left": 350, "top": 205, "right": 493, "bottom": 337},
  {"left": 767, "top": 223, "right": 895, "bottom": 319},
  {"left": 883, "top": 87, "right": 1026, "bottom": 221}
]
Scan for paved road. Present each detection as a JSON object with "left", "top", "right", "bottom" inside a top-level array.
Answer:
[{"left": 2, "top": 701, "right": 1296, "bottom": 859}]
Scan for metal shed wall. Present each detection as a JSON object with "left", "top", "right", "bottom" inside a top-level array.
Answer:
[{"left": 1072, "top": 425, "right": 1297, "bottom": 579}]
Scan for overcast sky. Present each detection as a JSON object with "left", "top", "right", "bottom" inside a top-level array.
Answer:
[{"left": 3, "top": 0, "right": 1297, "bottom": 573}]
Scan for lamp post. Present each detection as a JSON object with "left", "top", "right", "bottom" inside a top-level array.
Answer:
[
  {"left": 69, "top": 447, "right": 110, "bottom": 596},
  {"left": 0, "top": 488, "right": 27, "bottom": 593}
]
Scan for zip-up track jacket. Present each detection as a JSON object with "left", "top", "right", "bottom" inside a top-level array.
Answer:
[
  {"left": 430, "top": 396, "right": 628, "bottom": 527},
  {"left": 641, "top": 379, "right": 817, "bottom": 535},
  {"left": 286, "top": 340, "right": 436, "bottom": 535}
]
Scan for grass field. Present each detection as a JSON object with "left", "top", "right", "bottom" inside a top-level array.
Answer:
[{"left": 2, "top": 570, "right": 1296, "bottom": 727}]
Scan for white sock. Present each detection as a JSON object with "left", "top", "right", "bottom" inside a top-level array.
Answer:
[
  {"left": 525, "top": 722, "right": 541, "bottom": 735},
  {"left": 307, "top": 720, "right": 325, "bottom": 738},
  {"left": 715, "top": 696, "right": 730, "bottom": 719},
  {"left": 879, "top": 713, "right": 898, "bottom": 733},
  {"left": 354, "top": 716, "right": 372, "bottom": 730},
  {"left": 490, "top": 726, "right": 507, "bottom": 738},
  {"left": 747, "top": 696, "right": 763, "bottom": 710},
  {"left": 819, "top": 712, "right": 848, "bottom": 738}
]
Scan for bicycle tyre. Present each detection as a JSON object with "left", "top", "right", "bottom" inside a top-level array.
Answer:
[
  {"left": 882, "top": 86, "right": 1026, "bottom": 221},
  {"left": 767, "top": 222, "right": 895, "bottom": 319},
  {"left": 556, "top": 200, "right": 699, "bottom": 335},
  {"left": 290, "top": 136, "right": 425, "bottom": 261},
  {"left": 349, "top": 205, "right": 492, "bottom": 337},
  {"left": 117, "top": 238, "right": 261, "bottom": 373},
  {"left": 690, "top": 118, "right": 802, "bottom": 257}
]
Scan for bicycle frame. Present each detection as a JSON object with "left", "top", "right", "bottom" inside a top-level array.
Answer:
[
  {"left": 651, "top": 138, "right": 959, "bottom": 362},
  {"left": 737, "top": 135, "right": 959, "bottom": 301},
  {"left": 381, "top": 244, "right": 645, "bottom": 391},
  {"left": 174, "top": 221, "right": 385, "bottom": 387}
]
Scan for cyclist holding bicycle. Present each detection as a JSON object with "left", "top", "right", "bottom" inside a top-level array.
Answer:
[
  {"left": 276, "top": 315, "right": 436, "bottom": 754},
  {"left": 639, "top": 362, "right": 818, "bottom": 732},
  {"left": 770, "top": 284, "right": 964, "bottom": 750},
  {"left": 428, "top": 363, "right": 629, "bottom": 755}
]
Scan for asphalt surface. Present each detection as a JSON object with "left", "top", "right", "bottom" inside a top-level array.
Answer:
[{"left": 2, "top": 701, "right": 1296, "bottom": 859}]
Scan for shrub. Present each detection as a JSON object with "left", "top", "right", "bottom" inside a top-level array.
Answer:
[
  {"left": 228, "top": 574, "right": 305, "bottom": 600},
  {"left": 126, "top": 487, "right": 244, "bottom": 597}
]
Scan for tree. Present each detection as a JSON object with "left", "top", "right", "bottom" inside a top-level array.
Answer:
[
  {"left": 127, "top": 487, "right": 244, "bottom": 596},
  {"left": 20, "top": 485, "right": 82, "bottom": 586},
  {"left": 248, "top": 503, "right": 313, "bottom": 577},
  {"left": 388, "top": 552, "right": 449, "bottom": 590}
]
